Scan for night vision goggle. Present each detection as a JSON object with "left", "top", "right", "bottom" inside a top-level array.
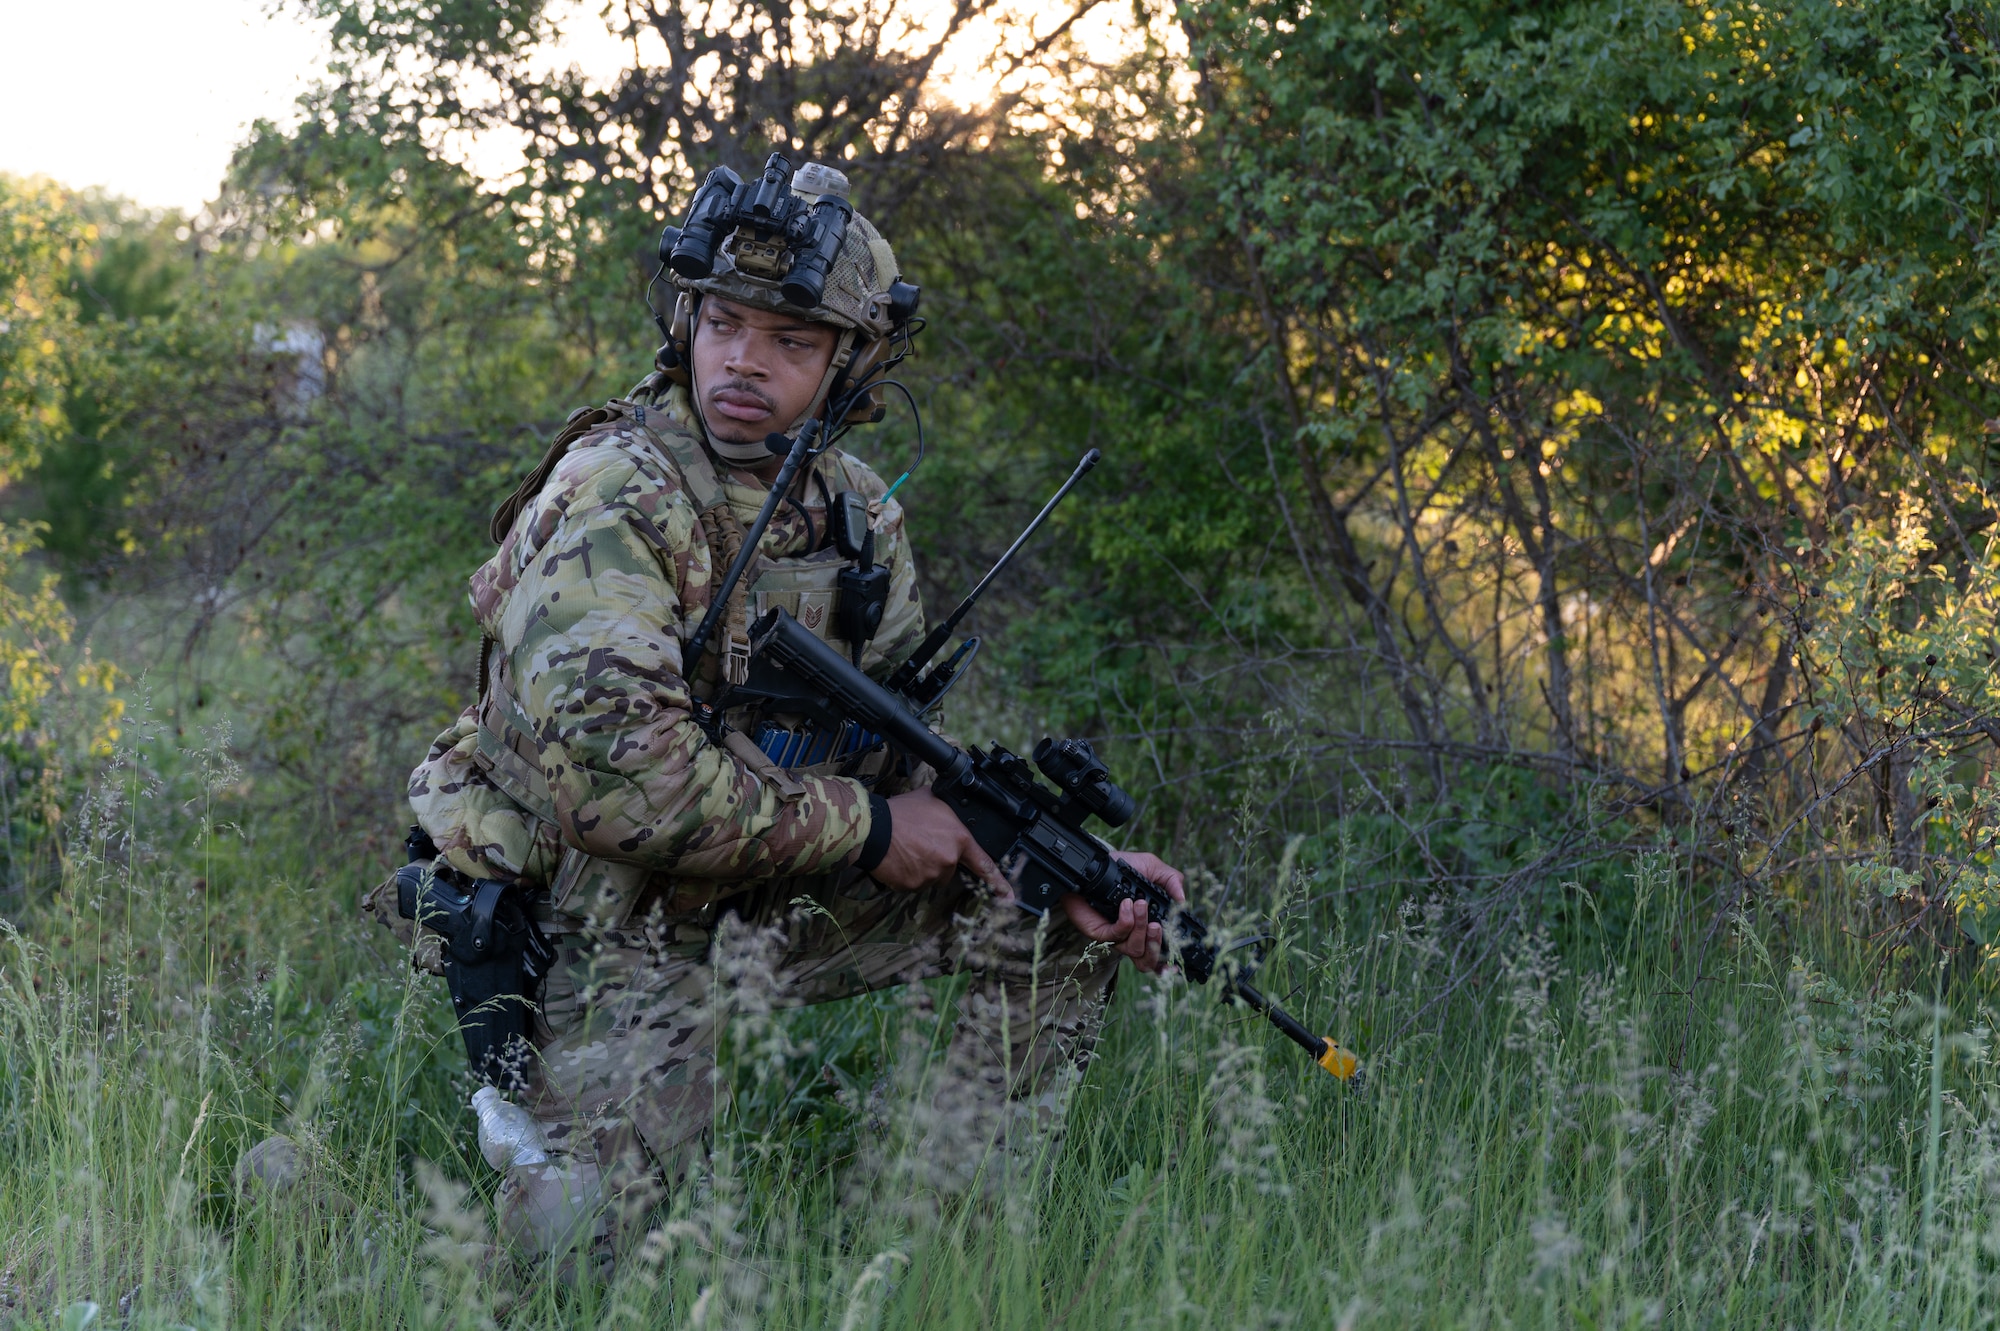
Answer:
[{"left": 660, "top": 153, "right": 919, "bottom": 325}]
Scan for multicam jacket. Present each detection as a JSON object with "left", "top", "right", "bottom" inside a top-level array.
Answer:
[{"left": 407, "top": 387, "right": 925, "bottom": 921}]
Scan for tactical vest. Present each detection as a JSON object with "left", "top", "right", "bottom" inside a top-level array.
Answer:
[{"left": 467, "top": 398, "right": 894, "bottom": 927}]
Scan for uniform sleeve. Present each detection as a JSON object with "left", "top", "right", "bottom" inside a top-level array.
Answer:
[
  {"left": 409, "top": 703, "right": 564, "bottom": 885},
  {"left": 505, "top": 461, "right": 874, "bottom": 880}
]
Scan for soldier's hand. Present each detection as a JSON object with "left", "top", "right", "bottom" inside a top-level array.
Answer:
[
  {"left": 871, "top": 789, "right": 1009, "bottom": 894},
  {"left": 1060, "top": 851, "right": 1186, "bottom": 975}
]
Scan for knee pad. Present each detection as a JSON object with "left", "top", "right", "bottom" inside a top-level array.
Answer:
[{"left": 496, "top": 1156, "right": 607, "bottom": 1258}]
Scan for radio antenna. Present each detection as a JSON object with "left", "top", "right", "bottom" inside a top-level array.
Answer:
[{"left": 887, "top": 448, "right": 1100, "bottom": 694}]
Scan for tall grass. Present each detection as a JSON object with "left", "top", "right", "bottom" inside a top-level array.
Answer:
[{"left": 3, "top": 742, "right": 1997, "bottom": 1328}]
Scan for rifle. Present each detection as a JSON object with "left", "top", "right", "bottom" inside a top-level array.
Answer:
[{"left": 742, "top": 606, "right": 1358, "bottom": 1080}]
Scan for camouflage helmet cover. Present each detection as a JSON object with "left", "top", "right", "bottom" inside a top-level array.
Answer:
[{"left": 676, "top": 163, "right": 904, "bottom": 340}]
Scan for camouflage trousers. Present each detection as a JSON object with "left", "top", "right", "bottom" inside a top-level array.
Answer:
[{"left": 497, "top": 867, "right": 1119, "bottom": 1255}]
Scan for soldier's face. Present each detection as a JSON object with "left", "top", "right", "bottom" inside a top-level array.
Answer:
[{"left": 691, "top": 297, "right": 840, "bottom": 444}]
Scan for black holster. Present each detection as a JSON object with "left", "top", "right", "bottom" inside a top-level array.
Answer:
[{"left": 396, "top": 828, "right": 556, "bottom": 1090}]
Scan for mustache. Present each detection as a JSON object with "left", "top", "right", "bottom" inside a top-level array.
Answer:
[{"left": 704, "top": 377, "right": 777, "bottom": 412}]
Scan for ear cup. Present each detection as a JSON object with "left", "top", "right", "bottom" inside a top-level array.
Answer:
[{"left": 655, "top": 291, "right": 696, "bottom": 386}]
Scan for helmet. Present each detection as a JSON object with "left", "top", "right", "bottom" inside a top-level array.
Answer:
[
  {"left": 683, "top": 163, "right": 907, "bottom": 338},
  {"left": 650, "top": 156, "right": 921, "bottom": 457}
]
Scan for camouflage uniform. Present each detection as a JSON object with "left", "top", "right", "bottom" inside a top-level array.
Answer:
[{"left": 402, "top": 385, "right": 1117, "bottom": 1257}]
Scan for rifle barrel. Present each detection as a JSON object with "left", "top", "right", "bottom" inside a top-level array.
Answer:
[{"left": 1232, "top": 977, "right": 1358, "bottom": 1079}]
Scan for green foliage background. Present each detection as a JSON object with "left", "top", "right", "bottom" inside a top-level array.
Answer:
[{"left": 12, "top": 0, "right": 2000, "bottom": 1324}]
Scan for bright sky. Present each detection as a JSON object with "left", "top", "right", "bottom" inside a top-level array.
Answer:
[
  {"left": 0, "top": 0, "right": 329, "bottom": 214},
  {"left": 0, "top": 0, "right": 1160, "bottom": 216}
]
